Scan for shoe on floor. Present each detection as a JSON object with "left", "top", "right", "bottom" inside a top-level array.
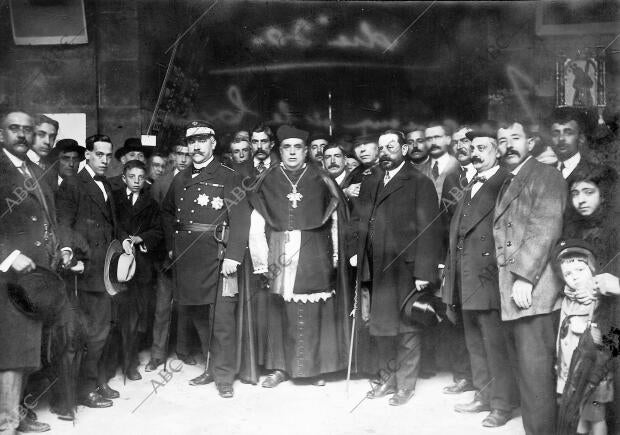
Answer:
[
  {"left": 388, "top": 388, "right": 415, "bottom": 406},
  {"left": 482, "top": 409, "right": 512, "bottom": 427},
  {"left": 261, "top": 370, "right": 287, "bottom": 388},
  {"left": 189, "top": 371, "right": 214, "bottom": 386},
  {"left": 145, "top": 358, "right": 164, "bottom": 372},
  {"left": 217, "top": 383, "right": 234, "bottom": 398},
  {"left": 454, "top": 399, "right": 491, "bottom": 413},
  {"left": 96, "top": 383, "right": 119, "bottom": 399},
  {"left": 126, "top": 366, "right": 142, "bottom": 381},
  {"left": 78, "top": 391, "right": 113, "bottom": 408},
  {"left": 443, "top": 378, "right": 475, "bottom": 394}
]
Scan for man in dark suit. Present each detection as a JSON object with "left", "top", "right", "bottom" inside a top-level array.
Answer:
[
  {"left": 442, "top": 131, "right": 516, "bottom": 427},
  {"left": 0, "top": 111, "right": 63, "bottom": 433},
  {"left": 494, "top": 120, "right": 566, "bottom": 435},
  {"left": 425, "top": 122, "right": 460, "bottom": 204},
  {"left": 355, "top": 130, "right": 441, "bottom": 406},
  {"left": 26, "top": 114, "right": 58, "bottom": 170},
  {"left": 250, "top": 123, "right": 278, "bottom": 175},
  {"left": 48, "top": 138, "right": 85, "bottom": 190},
  {"left": 145, "top": 142, "right": 194, "bottom": 371},
  {"left": 56, "top": 134, "right": 119, "bottom": 409},
  {"left": 161, "top": 120, "right": 250, "bottom": 398},
  {"left": 438, "top": 126, "right": 477, "bottom": 394},
  {"left": 549, "top": 107, "right": 596, "bottom": 188}
]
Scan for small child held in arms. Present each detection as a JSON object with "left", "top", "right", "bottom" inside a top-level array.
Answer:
[{"left": 555, "top": 239, "right": 613, "bottom": 435}]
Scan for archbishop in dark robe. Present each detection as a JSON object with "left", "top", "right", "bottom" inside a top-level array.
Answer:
[{"left": 248, "top": 126, "right": 350, "bottom": 386}]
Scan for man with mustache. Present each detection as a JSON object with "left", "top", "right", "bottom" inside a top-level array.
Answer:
[
  {"left": 355, "top": 129, "right": 441, "bottom": 406},
  {"left": 27, "top": 114, "right": 58, "bottom": 171},
  {"left": 323, "top": 142, "right": 348, "bottom": 186},
  {"left": 406, "top": 128, "right": 431, "bottom": 176},
  {"left": 549, "top": 107, "right": 596, "bottom": 188},
  {"left": 161, "top": 120, "right": 250, "bottom": 398},
  {"left": 425, "top": 122, "right": 460, "bottom": 203},
  {"left": 250, "top": 123, "right": 278, "bottom": 175},
  {"left": 308, "top": 132, "right": 329, "bottom": 165},
  {"left": 494, "top": 119, "right": 566, "bottom": 435},
  {"left": 442, "top": 131, "right": 516, "bottom": 427}
]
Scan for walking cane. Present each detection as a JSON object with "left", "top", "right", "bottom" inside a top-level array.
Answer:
[
  {"left": 346, "top": 274, "right": 359, "bottom": 398},
  {"left": 204, "top": 223, "right": 229, "bottom": 373}
]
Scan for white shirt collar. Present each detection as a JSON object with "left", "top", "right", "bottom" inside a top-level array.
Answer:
[
  {"left": 431, "top": 153, "right": 451, "bottom": 174},
  {"left": 254, "top": 156, "right": 271, "bottom": 168},
  {"left": 558, "top": 152, "right": 581, "bottom": 177},
  {"left": 385, "top": 161, "right": 406, "bottom": 183},
  {"left": 511, "top": 155, "right": 532, "bottom": 176},
  {"left": 335, "top": 170, "right": 347, "bottom": 185},
  {"left": 3, "top": 148, "right": 26, "bottom": 167},
  {"left": 58, "top": 175, "right": 63, "bottom": 186},
  {"left": 84, "top": 163, "right": 98, "bottom": 179},
  {"left": 173, "top": 168, "right": 180, "bottom": 176},
  {"left": 26, "top": 149, "right": 41, "bottom": 164},
  {"left": 194, "top": 156, "right": 214, "bottom": 169}
]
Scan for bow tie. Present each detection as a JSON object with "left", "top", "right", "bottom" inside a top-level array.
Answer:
[
  {"left": 192, "top": 166, "right": 204, "bottom": 175},
  {"left": 93, "top": 174, "right": 107, "bottom": 183},
  {"left": 472, "top": 175, "right": 487, "bottom": 184}
]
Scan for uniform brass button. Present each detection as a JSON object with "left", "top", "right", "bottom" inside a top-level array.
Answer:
[
  {"left": 507, "top": 222, "right": 512, "bottom": 227},
  {"left": 34, "top": 240, "right": 42, "bottom": 247},
  {"left": 177, "top": 208, "right": 181, "bottom": 212},
  {"left": 189, "top": 221, "right": 193, "bottom": 224},
  {"left": 188, "top": 231, "right": 192, "bottom": 234},
  {"left": 31, "top": 216, "right": 37, "bottom": 222},
  {"left": 175, "top": 231, "right": 179, "bottom": 234},
  {"left": 506, "top": 241, "right": 512, "bottom": 246},
  {"left": 482, "top": 252, "right": 490, "bottom": 256},
  {"left": 191, "top": 210, "right": 194, "bottom": 213},
  {"left": 180, "top": 198, "right": 184, "bottom": 201}
]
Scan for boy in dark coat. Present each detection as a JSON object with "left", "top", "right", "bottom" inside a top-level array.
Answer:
[{"left": 110, "top": 160, "right": 163, "bottom": 380}]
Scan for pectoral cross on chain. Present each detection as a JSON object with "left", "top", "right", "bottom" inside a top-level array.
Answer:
[{"left": 287, "top": 186, "right": 303, "bottom": 209}]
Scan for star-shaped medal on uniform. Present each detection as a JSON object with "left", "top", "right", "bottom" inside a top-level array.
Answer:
[
  {"left": 211, "top": 196, "right": 224, "bottom": 210},
  {"left": 196, "top": 193, "right": 210, "bottom": 206}
]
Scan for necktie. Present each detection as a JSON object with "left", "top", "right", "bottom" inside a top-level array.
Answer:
[
  {"left": 127, "top": 193, "right": 133, "bottom": 203},
  {"left": 432, "top": 161, "right": 439, "bottom": 180},
  {"left": 498, "top": 174, "right": 514, "bottom": 201},
  {"left": 192, "top": 166, "right": 203, "bottom": 175},
  {"left": 471, "top": 175, "right": 487, "bottom": 184},
  {"left": 383, "top": 171, "right": 391, "bottom": 186},
  {"left": 257, "top": 161, "right": 266, "bottom": 173},
  {"left": 559, "top": 162, "right": 566, "bottom": 176},
  {"left": 458, "top": 166, "right": 466, "bottom": 184}
]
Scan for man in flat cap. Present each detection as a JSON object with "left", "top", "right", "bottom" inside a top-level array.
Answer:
[
  {"left": 442, "top": 130, "right": 516, "bottom": 427},
  {"left": 161, "top": 120, "right": 250, "bottom": 398},
  {"left": 248, "top": 125, "right": 350, "bottom": 388}
]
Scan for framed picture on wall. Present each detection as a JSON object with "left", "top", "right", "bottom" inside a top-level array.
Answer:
[{"left": 556, "top": 54, "right": 606, "bottom": 107}]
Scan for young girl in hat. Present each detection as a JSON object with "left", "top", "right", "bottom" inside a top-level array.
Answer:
[{"left": 555, "top": 239, "right": 613, "bottom": 435}]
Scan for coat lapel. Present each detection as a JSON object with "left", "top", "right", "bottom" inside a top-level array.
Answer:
[
  {"left": 78, "top": 169, "right": 112, "bottom": 221},
  {"left": 375, "top": 165, "right": 409, "bottom": 208},
  {"left": 461, "top": 169, "right": 508, "bottom": 234},
  {"left": 494, "top": 159, "right": 533, "bottom": 221}
]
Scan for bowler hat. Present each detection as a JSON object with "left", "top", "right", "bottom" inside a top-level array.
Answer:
[
  {"left": 400, "top": 289, "right": 442, "bottom": 328},
  {"left": 8, "top": 266, "right": 66, "bottom": 321},
  {"left": 114, "top": 138, "right": 154, "bottom": 161},
  {"left": 104, "top": 240, "right": 136, "bottom": 296},
  {"left": 49, "top": 139, "right": 86, "bottom": 161}
]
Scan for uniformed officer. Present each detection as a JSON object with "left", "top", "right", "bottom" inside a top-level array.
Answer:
[{"left": 161, "top": 120, "right": 250, "bottom": 398}]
